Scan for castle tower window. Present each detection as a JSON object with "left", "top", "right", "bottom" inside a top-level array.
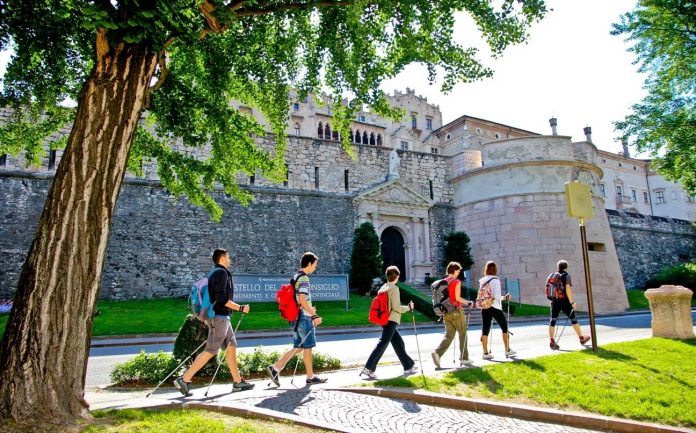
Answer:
[
  {"left": 494, "top": 133, "right": 501, "bottom": 139},
  {"left": 429, "top": 180, "right": 434, "bottom": 199},
  {"left": 631, "top": 190, "right": 637, "bottom": 202},
  {"left": 344, "top": 170, "right": 349, "bottom": 191},
  {"left": 315, "top": 166, "right": 320, "bottom": 189},
  {"left": 376, "top": 134, "right": 382, "bottom": 146},
  {"left": 359, "top": 115, "right": 366, "bottom": 122},
  {"left": 48, "top": 149, "right": 57, "bottom": 170},
  {"left": 293, "top": 102, "right": 299, "bottom": 111},
  {"left": 317, "top": 122, "right": 324, "bottom": 139},
  {"left": 369, "top": 132, "right": 376, "bottom": 145},
  {"left": 400, "top": 141, "right": 408, "bottom": 150},
  {"left": 284, "top": 163, "right": 289, "bottom": 187},
  {"left": 362, "top": 131, "right": 368, "bottom": 143},
  {"left": 324, "top": 123, "right": 331, "bottom": 138},
  {"left": 643, "top": 191, "right": 648, "bottom": 203},
  {"left": 426, "top": 117, "right": 432, "bottom": 130},
  {"left": 411, "top": 114, "right": 417, "bottom": 129},
  {"left": 250, "top": 174, "right": 255, "bottom": 185},
  {"left": 332, "top": 130, "right": 339, "bottom": 141},
  {"left": 294, "top": 123, "right": 300, "bottom": 135},
  {"left": 354, "top": 129, "right": 361, "bottom": 144},
  {"left": 599, "top": 184, "right": 606, "bottom": 197},
  {"left": 0, "top": 154, "right": 6, "bottom": 166}
]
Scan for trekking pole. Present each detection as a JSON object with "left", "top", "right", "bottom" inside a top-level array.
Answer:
[
  {"left": 290, "top": 323, "right": 316, "bottom": 388},
  {"left": 410, "top": 308, "right": 427, "bottom": 389},
  {"left": 555, "top": 309, "right": 573, "bottom": 346},
  {"left": 146, "top": 341, "right": 206, "bottom": 397},
  {"left": 204, "top": 313, "right": 245, "bottom": 397},
  {"left": 506, "top": 293, "right": 513, "bottom": 337}
]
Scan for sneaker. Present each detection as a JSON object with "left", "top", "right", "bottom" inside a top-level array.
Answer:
[
  {"left": 359, "top": 368, "right": 377, "bottom": 380},
  {"left": 431, "top": 352, "right": 441, "bottom": 368},
  {"left": 505, "top": 348, "right": 516, "bottom": 357},
  {"left": 306, "top": 375, "right": 328, "bottom": 385},
  {"left": 232, "top": 380, "right": 255, "bottom": 392},
  {"left": 173, "top": 376, "right": 191, "bottom": 397},
  {"left": 482, "top": 352, "right": 494, "bottom": 360},
  {"left": 550, "top": 339, "right": 560, "bottom": 350},
  {"left": 579, "top": 335, "right": 591, "bottom": 345},
  {"left": 403, "top": 365, "right": 418, "bottom": 375},
  {"left": 267, "top": 365, "right": 280, "bottom": 387},
  {"left": 460, "top": 359, "right": 473, "bottom": 367}
]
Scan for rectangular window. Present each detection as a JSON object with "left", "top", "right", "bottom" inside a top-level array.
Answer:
[
  {"left": 411, "top": 114, "right": 417, "bottom": 129},
  {"left": 656, "top": 191, "right": 665, "bottom": 204},
  {"left": 429, "top": 180, "right": 434, "bottom": 200},
  {"left": 249, "top": 174, "right": 255, "bottom": 185},
  {"left": 426, "top": 117, "right": 433, "bottom": 130},
  {"left": 400, "top": 141, "right": 408, "bottom": 150},
  {"left": 631, "top": 190, "right": 637, "bottom": 202},
  {"left": 344, "top": 170, "right": 349, "bottom": 192},
  {"left": 0, "top": 154, "right": 6, "bottom": 166},
  {"left": 284, "top": 164, "right": 289, "bottom": 187},
  {"left": 599, "top": 184, "right": 606, "bottom": 197},
  {"left": 314, "top": 166, "right": 319, "bottom": 189},
  {"left": 430, "top": 147, "right": 438, "bottom": 154},
  {"left": 48, "top": 150, "right": 57, "bottom": 170},
  {"left": 292, "top": 102, "right": 299, "bottom": 111},
  {"left": 359, "top": 115, "right": 366, "bottom": 123},
  {"left": 587, "top": 242, "right": 606, "bottom": 252},
  {"left": 643, "top": 191, "right": 648, "bottom": 203}
]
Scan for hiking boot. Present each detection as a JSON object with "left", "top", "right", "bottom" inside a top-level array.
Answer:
[
  {"left": 306, "top": 375, "right": 328, "bottom": 385},
  {"left": 505, "top": 348, "right": 516, "bottom": 358},
  {"left": 359, "top": 368, "right": 377, "bottom": 380},
  {"left": 403, "top": 365, "right": 418, "bottom": 375},
  {"left": 460, "top": 359, "right": 473, "bottom": 367},
  {"left": 579, "top": 335, "right": 591, "bottom": 345},
  {"left": 232, "top": 380, "right": 255, "bottom": 392},
  {"left": 431, "top": 351, "right": 441, "bottom": 368},
  {"left": 173, "top": 376, "right": 192, "bottom": 397},
  {"left": 550, "top": 339, "right": 560, "bottom": 350},
  {"left": 482, "top": 352, "right": 494, "bottom": 360},
  {"left": 267, "top": 365, "right": 280, "bottom": 387}
]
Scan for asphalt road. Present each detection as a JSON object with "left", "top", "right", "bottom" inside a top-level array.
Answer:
[{"left": 86, "top": 310, "right": 696, "bottom": 387}]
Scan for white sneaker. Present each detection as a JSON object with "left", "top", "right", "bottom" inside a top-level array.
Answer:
[
  {"left": 482, "top": 352, "right": 494, "bottom": 360},
  {"left": 403, "top": 365, "right": 418, "bottom": 375},
  {"left": 359, "top": 368, "right": 377, "bottom": 379},
  {"left": 431, "top": 352, "right": 441, "bottom": 368},
  {"left": 460, "top": 359, "right": 473, "bottom": 367},
  {"left": 505, "top": 348, "right": 517, "bottom": 357}
]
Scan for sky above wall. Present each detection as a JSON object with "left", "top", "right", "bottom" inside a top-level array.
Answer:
[{"left": 382, "top": 0, "right": 647, "bottom": 156}]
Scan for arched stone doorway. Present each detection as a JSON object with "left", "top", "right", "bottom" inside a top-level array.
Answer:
[{"left": 380, "top": 226, "right": 406, "bottom": 281}]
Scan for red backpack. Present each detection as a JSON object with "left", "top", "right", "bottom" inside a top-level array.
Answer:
[
  {"left": 276, "top": 271, "right": 305, "bottom": 321},
  {"left": 368, "top": 291, "right": 391, "bottom": 326},
  {"left": 545, "top": 272, "right": 566, "bottom": 301}
]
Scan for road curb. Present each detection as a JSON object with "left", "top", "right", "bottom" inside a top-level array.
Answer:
[{"left": 336, "top": 387, "right": 695, "bottom": 433}]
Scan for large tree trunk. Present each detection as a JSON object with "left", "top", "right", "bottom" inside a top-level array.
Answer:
[{"left": 0, "top": 32, "right": 158, "bottom": 427}]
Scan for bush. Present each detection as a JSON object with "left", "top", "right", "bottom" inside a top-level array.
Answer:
[
  {"left": 111, "top": 346, "right": 342, "bottom": 386},
  {"left": 442, "top": 231, "right": 474, "bottom": 271},
  {"left": 645, "top": 262, "right": 696, "bottom": 292},
  {"left": 172, "top": 315, "right": 218, "bottom": 376},
  {"left": 397, "top": 282, "right": 438, "bottom": 321},
  {"left": 349, "top": 222, "right": 382, "bottom": 295}
]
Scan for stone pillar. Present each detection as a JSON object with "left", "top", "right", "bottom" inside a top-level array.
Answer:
[
  {"left": 423, "top": 218, "right": 431, "bottom": 262},
  {"left": 644, "top": 285, "right": 694, "bottom": 339}
]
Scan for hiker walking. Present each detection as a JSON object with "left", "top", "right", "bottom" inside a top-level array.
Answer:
[
  {"left": 432, "top": 262, "right": 474, "bottom": 368},
  {"left": 478, "top": 261, "right": 515, "bottom": 359},
  {"left": 548, "top": 260, "right": 591, "bottom": 349},
  {"left": 174, "top": 248, "right": 253, "bottom": 396},
  {"left": 360, "top": 266, "right": 418, "bottom": 379},
  {"left": 268, "top": 252, "right": 327, "bottom": 386}
]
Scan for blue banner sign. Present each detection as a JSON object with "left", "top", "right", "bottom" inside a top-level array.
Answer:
[{"left": 232, "top": 274, "right": 349, "bottom": 303}]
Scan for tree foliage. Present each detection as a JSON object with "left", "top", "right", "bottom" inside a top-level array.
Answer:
[
  {"left": 349, "top": 221, "right": 382, "bottom": 295},
  {"left": 1, "top": 0, "right": 547, "bottom": 220},
  {"left": 612, "top": 0, "right": 696, "bottom": 194},
  {"left": 442, "top": 231, "right": 474, "bottom": 275}
]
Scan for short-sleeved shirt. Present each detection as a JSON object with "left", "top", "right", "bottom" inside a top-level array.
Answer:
[
  {"left": 560, "top": 272, "right": 572, "bottom": 288},
  {"left": 294, "top": 272, "right": 312, "bottom": 317}
]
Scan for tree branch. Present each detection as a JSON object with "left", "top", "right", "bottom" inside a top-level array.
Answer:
[{"left": 235, "top": 1, "right": 354, "bottom": 18}]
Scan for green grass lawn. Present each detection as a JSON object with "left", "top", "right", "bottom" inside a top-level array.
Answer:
[
  {"left": 376, "top": 338, "right": 696, "bottom": 428},
  {"left": 0, "top": 293, "right": 433, "bottom": 337},
  {"left": 81, "top": 408, "right": 334, "bottom": 433},
  {"left": 626, "top": 288, "right": 696, "bottom": 310}
]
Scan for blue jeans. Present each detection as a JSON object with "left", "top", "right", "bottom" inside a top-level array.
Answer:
[
  {"left": 292, "top": 315, "right": 316, "bottom": 348},
  {"left": 364, "top": 321, "right": 414, "bottom": 372}
]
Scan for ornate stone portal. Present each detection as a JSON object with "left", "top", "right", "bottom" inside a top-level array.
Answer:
[{"left": 353, "top": 178, "right": 434, "bottom": 283}]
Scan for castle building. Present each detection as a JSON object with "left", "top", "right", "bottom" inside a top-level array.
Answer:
[{"left": 1, "top": 89, "right": 694, "bottom": 313}]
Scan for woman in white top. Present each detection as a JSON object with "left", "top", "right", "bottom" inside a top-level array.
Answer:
[{"left": 478, "top": 261, "right": 516, "bottom": 359}]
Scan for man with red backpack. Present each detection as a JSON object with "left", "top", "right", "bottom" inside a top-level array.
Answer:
[{"left": 548, "top": 260, "right": 591, "bottom": 350}]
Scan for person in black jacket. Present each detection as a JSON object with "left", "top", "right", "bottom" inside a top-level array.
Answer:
[{"left": 174, "top": 248, "right": 253, "bottom": 396}]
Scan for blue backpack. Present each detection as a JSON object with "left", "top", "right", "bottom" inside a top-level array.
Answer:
[{"left": 190, "top": 268, "right": 224, "bottom": 322}]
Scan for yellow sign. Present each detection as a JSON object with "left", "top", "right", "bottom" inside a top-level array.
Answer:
[{"left": 565, "top": 181, "right": 594, "bottom": 220}]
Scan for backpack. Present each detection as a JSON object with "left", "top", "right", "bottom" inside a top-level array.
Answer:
[
  {"left": 190, "top": 268, "right": 224, "bottom": 322},
  {"left": 476, "top": 276, "right": 497, "bottom": 309},
  {"left": 276, "top": 271, "right": 306, "bottom": 322},
  {"left": 368, "top": 291, "right": 391, "bottom": 326},
  {"left": 431, "top": 278, "right": 455, "bottom": 317},
  {"left": 545, "top": 272, "right": 566, "bottom": 301}
]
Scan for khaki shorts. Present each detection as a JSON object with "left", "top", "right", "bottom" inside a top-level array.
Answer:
[{"left": 204, "top": 316, "right": 236, "bottom": 353}]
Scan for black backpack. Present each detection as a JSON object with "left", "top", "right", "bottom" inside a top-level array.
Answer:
[{"left": 431, "top": 278, "right": 455, "bottom": 317}]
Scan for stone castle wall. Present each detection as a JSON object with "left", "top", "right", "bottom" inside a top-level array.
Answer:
[{"left": 607, "top": 210, "right": 696, "bottom": 289}]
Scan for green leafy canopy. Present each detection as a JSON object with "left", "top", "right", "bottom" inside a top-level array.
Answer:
[
  {"left": 612, "top": 0, "right": 696, "bottom": 194},
  {"left": 1, "top": 0, "right": 547, "bottom": 219}
]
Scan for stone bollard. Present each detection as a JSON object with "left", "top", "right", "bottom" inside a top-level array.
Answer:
[{"left": 644, "top": 285, "right": 694, "bottom": 339}]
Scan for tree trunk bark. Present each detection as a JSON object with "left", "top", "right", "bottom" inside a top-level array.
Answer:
[{"left": 0, "top": 33, "right": 158, "bottom": 427}]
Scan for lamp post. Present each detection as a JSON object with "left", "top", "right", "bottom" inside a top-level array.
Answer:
[{"left": 565, "top": 181, "right": 598, "bottom": 351}]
